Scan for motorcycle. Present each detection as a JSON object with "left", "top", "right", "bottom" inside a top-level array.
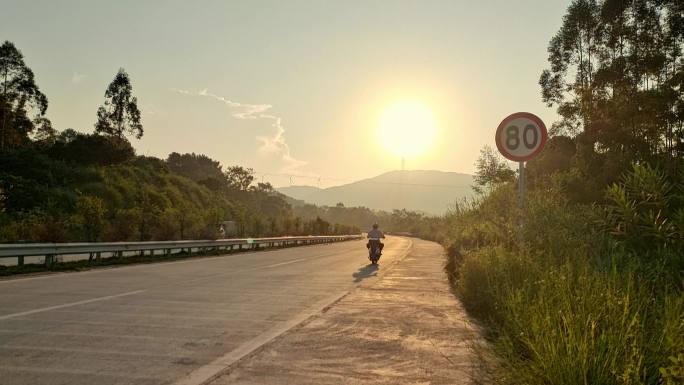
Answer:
[{"left": 367, "top": 238, "right": 382, "bottom": 265}]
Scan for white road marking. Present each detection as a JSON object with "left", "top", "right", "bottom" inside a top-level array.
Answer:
[
  {"left": 261, "top": 257, "right": 308, "bottom": 268},
  {"left": 0, "top": 290, "right": 145, "bottom": 321}
]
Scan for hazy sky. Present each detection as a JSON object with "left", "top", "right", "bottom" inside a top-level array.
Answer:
[{"left": 1, "top": 0, "right": 570, "bottom": 187}]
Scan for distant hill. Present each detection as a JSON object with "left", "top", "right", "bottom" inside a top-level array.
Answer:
[
  {"left": 277, "top": 170, "right": 474, "bottom": 215},
  {"left": 276, "top": 185, "right": 323, "bottom": 203}
]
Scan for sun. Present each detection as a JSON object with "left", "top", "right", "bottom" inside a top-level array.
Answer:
[{"left": 377, "top": 100, "right": 438, "bottom": 158}]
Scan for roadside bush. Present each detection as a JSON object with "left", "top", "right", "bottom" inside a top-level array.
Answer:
[
  {"left": 604, "top": 163, "right": 683, "bottom": 254},
  {"left": 443, "top": 163, "right": 683, "bottom": 385}
]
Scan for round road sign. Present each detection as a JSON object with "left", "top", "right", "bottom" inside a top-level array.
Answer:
[{"left": 495, "top": 112, "right": 547, "bottom": 162}]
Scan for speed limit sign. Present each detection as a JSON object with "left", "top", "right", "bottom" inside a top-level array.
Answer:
[
  {"left": 496, "top": 112, "right": 547, "bottom": 248},
  {"left": 495, "top": 112, "right": 547, "bottom": 162}
]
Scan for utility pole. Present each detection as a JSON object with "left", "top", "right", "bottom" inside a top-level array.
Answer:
[{"left": 399, "top": 155, "right": 406, "bottom": 210}]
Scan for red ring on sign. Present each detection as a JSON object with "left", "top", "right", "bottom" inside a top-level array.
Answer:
[{"left": 495, "top": 112, "right": 548, "bottom": 162}]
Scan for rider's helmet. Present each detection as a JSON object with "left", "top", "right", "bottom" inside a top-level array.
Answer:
[{"left": 372, "top": 223, "right": 379, "bottom": 229}]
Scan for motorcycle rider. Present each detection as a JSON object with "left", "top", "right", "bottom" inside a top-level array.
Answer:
[{"left": 366, "top": 223, "right": 385, "bottom": 256}]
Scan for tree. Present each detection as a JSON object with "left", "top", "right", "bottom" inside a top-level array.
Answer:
[
  {"left": 49, "top": 131, "right": 135, "bottom": 165},
  {"left": 540, "top": 0, "right": 684, "bottom": 178},
  {"left": 473, "top": 146, "right": 515, "bottom": 194},
  {"left": 0, "top": 41, "right": 49, "bottom": 150},
  {"left": 225, "top": 166, "right": 254, "bottom": 191},
  {"left": 166, "top": 152, "right": 224, "bottom": 182},
  {"left": 72, "top": 195, "right": 106, "bottom": 242},
  {"left": 95, "top": 68, "right": 143, "bottom": 139},
  {"left": 31, "top": 117, "right": 57, "bottom": 145},
  {"left": 254, "top": 182, "right": 274, "bottom": 193},
  {"left": 526, "top": 136, "right": 576, "bottom": 180}
]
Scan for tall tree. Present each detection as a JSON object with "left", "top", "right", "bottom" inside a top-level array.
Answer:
[
  {"left": 0, "top": 41, "right": 49, "bottom": 150},
  {"left": 95, "top": 68, "right": 143, "bottom": 139},
  {"left": 540, "top": 0, "right": 683, "bottom": 177}
]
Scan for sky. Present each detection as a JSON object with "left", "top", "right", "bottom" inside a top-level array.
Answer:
[{"left": 1, "top": 0, "right": 570, "bottom": 187}]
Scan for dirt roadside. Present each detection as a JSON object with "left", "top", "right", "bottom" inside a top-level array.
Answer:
[{"left": 210, "top": 238, "right": 481, "bottom": 385}]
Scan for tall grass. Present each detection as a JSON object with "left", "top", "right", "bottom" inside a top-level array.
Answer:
[{"left": 443, "top": 165, "right": 684, "bottom": 384}]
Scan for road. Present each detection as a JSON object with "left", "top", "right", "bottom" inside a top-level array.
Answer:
[
  {"left": 211, "top": 238, "right": 478, "bottom": 385},
  {"left": 0, "top": 237, "right": 411, "bottom": 385}
]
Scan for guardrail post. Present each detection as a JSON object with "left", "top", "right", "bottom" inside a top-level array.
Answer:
[
  {"left": 96, "top": 252, "right": 101, "bottom": 262},
  {"left": 18, "top": 256, "right": 24, "bottom": 266},
  {"left": 45, "top": 254, "right": 55, "bottom": 268}
]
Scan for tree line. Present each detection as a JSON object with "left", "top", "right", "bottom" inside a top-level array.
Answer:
[{"left": 0, "top": 40, "right": 365, "bottom": 242}]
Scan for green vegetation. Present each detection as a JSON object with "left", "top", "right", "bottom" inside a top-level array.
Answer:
[
  {"left": 436, "top": 169, "right": 683, "bottom": 384},
  {"left": 292, "top": 202, "right": 432, "bottom": 235},
  {"left": 0, "top": 141, "right": 360, "bottom": 243},
  {"left": 0, "top": 41, "right": 360, "bottom": 244},
  {"left": 412, "top": 1, "right": 684, "bottom": 383}
]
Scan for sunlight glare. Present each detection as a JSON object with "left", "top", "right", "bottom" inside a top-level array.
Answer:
[{"left": 377, "top": 100, "right": 438, "bottom": 158}]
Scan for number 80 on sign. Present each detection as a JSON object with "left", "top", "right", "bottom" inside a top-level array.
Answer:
[{"left": 495, "top": 112, "right": 548, "bottom": 162}]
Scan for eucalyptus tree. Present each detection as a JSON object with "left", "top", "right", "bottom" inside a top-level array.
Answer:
[
  {"left": 95, "top": 68, "right": 143, "bottom": 139},
  {"left": 0, "top": 41, "right": 49, "bottom": 150},
  {"left": 540, "top": 0, "right": 683, "bottom": 174}
]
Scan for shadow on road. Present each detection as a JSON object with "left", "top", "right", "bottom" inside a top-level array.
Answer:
[{"left": 352, "top": 263, "right": 379, "bottom": 283}]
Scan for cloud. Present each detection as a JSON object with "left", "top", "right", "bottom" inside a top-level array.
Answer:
[
  {"left": 171, "top": 88, "right": 307, "bottom": 172},
  {"left": 71, "top": 72, "right": 86, "bottom": 84},
  {"left": 257, "top": 117, "right": 307, "bottom": 170}
]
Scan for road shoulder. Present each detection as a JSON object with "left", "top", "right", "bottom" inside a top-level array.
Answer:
[{"left": 210, "top": 238, "right": 480, "bottom": 385}]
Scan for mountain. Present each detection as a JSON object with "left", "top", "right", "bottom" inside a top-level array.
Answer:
[
  {"left": 277, "top": 170, "right": 474, "bottom": 215},
  {"left": 276, "top": 185, "right": 323, "bottom": 202}
]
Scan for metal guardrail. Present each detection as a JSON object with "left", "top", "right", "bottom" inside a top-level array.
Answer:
[{"left": 0, "top": 235, "right": 362, "bottom": 266}]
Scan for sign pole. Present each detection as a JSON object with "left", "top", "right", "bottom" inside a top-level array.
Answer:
[
  {"left": 518, "top": 161, "right": 525, "bottom": 210},
  {"left": 495, "top": 112, "right": 547, "bottom": 251},
  {"left": 518, "top": 161, "right": 525, "bottom": 249}
]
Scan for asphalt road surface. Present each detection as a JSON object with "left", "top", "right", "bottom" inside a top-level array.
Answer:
[{"left": 0, "top": 237, "right": 411, "bottom": 385}]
